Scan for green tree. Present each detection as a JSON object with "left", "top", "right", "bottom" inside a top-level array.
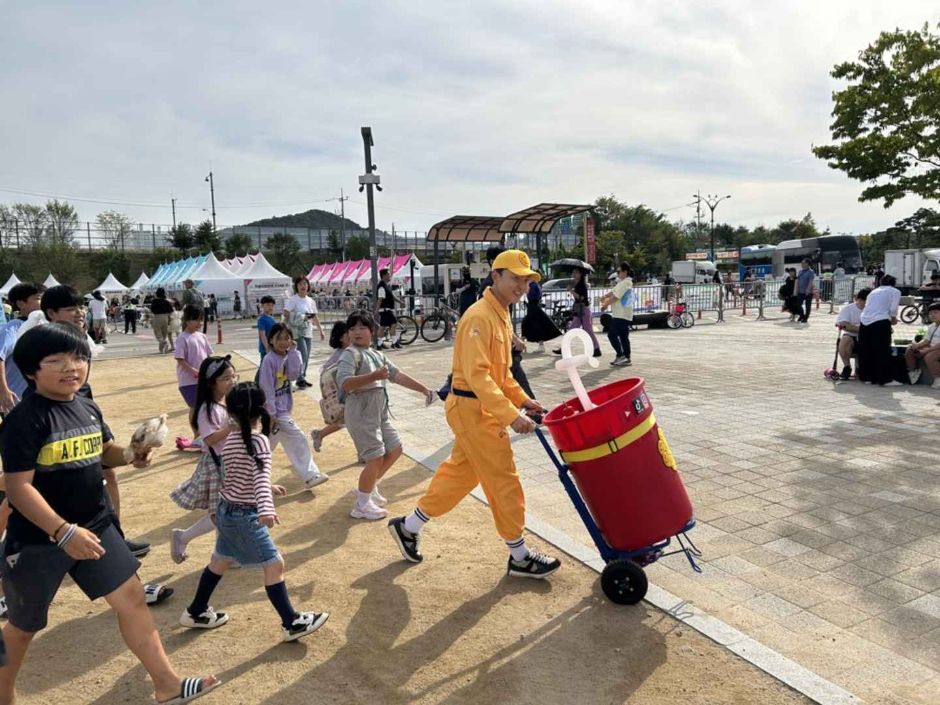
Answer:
[
  {"left": 95, "top": 210, "right": 134, "bottom": 250},
  {"left": 264, "top": 231, "right": 301, "bottom": 274},
  {"left": 224, "top": 231, "right": 254, "bottom": 258},
  {"left": 890, "top": 207, "right": 940, "bottom": 249},
  {"left": 812, "top": 23, "right": 940, "bottom": 207},
  {"left": 345, "top": 235, "right": 369, "bottom": 260},
  {"left": 194, "top": 219, "right": 221, "bottom": 253},
  {"left": 327, "top": 230, "right": 343, "bottom": 258},
  {"left": 12, "top": 203, "right": 48, "bottom": 246},
  {"left": 44, "top": 200, "right": 78, "bottom": 245},
  {"left": 167, "top": 223, "right": 194, "bottom": 252}
]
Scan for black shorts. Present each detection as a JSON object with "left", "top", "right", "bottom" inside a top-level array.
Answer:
[
  {"left": 1, "top": 523, "right": 140, "bottom": 632},
  {"left": 379, "top": 311, "right": 397, "bottom": 328}
]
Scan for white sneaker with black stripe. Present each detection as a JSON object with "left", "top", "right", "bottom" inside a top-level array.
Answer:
[
  {"left": 179, "top": 606, "right": 229, "bottom": 629},
  {"left": 282, "top": 611, "right": 329, "bottom": 642},
  {"left": 507, "top": 551, "right": 561, "bottom": 579}
]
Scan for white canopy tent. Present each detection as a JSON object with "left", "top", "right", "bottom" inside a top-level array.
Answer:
[
  {"left": 189, "top": 253, "right": 243, "bottom": 300},
  {"left": 128, "top": 272, "right": 150, "bottom": 290},
  {"left": 95, "top": 272, "right": 128, "bottom": 294},
  {"left": 241, "top": 253, "right": 291, "bottom": 310},
  {"left": 42, "top": 273, "right": 61, "bottom": 288},
  {"left": 0, "top": 273, "right": 21, "bottom": 297}
]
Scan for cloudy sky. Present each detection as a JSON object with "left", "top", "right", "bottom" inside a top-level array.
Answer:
[{"left": 1, "top": 1, "right": 936, "bottom": 236}]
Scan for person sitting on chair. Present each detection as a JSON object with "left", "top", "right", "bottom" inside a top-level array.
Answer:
[{"left": 834, "top": 288, "right": 869, "bottom": 380}]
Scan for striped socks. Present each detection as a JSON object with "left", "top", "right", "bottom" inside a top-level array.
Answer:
[
  {"left": 403, "top": 507, "right": 430, "bottom": 536},
  {"left": 506, "top": 537, "right": 529, "bottom": 561}
]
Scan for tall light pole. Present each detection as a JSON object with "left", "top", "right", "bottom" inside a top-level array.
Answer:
[
  {"left": 204, "top": 172, "right": 217, "bottom": 232},
  {"left": 359, "top": 127, "right": 381, "bottom": 314},
  {"left": 171, "top": 198, "right": 177, "bottom": 229},
  {"left": 692, "top": 192, "right": 731, "bottom": 262}
]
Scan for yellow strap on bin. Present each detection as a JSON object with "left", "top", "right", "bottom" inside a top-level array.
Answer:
[{"left": 559, "top": 414, "right": 657, "bottom": 464}]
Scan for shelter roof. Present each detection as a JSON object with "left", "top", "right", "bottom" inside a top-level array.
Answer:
[{"left": 499, "top": 203, "right": 593, "bottom": 235}]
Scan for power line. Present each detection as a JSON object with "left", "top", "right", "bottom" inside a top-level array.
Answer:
[{"left": 0, "top": 186, "right": 336, "bottom": 210}]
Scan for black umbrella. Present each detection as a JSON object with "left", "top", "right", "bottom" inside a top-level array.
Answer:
[{"left": 549, "top": 258, "right": 595, "bottom": 274}]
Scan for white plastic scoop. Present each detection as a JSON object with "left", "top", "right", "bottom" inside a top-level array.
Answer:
[{"left": 554, "top": 328, "right": 598, "bottom": 411}]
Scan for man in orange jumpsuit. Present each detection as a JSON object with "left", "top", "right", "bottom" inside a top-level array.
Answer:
[{"left": 388, "top": 250, "right": 561, "bottom": 578}]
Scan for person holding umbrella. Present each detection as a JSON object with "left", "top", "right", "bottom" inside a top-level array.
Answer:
[{"left": 553, "top": 263, "right": 601, "bottom": 357}]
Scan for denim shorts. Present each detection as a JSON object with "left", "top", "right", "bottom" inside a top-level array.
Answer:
[{"left": 213, "top": 499, "right": 281, "bottom": 568}]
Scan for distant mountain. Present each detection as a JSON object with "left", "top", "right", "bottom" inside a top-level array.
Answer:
[{"left": 244, "top": 209, "right": 363, "bottom": 230}]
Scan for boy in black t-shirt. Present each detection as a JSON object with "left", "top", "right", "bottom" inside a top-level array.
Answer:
[{"left": 0, "top": 324, "right": 219, "bottom": 704}]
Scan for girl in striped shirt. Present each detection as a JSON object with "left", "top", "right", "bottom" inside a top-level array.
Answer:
[{"left": 180, "top": 382, "right": 329, "bottom": 642}]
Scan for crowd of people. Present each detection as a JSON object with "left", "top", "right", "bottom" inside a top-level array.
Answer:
[{"left": 0, "top": 248, "right": 935, "bottom": 703}]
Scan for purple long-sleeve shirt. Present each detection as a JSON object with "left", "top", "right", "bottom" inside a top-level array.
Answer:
[{"left": 259, "top": 348, "right": 302, "bottom": 417}]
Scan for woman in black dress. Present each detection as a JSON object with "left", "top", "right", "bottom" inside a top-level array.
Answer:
[{"left": 521, "top": 279, "right": 562, "bottom": 351}]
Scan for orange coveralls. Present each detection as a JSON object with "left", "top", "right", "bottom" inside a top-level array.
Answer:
[{"left": 417, "top": 288, "right": 530, "bottom": 540}]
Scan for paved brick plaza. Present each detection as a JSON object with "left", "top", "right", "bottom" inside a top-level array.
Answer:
[{"left": 359, "top": 308, "right": 939, "bottom": 705}]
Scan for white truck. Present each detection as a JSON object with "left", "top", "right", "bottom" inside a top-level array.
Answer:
[
  {"left": 884, "top": 248, "right": 940, "bottom": 294},
  {"left": 671, "top": 260, "right": 717, "bottom": 284}
]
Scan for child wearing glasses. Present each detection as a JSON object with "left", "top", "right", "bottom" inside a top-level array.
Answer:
[{"left": 0, "top": 323, "right": 218, "bottom": 704}]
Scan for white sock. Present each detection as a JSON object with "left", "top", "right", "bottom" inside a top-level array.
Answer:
[
  {"left": 371, "top": 484, "right": 386, "bottom": 502},
  {"left": 356, "top": 490, "right": 372, "bottom": 508},
  {"left": 506, "top": 537, "right": 529, "bottom": 561},
  {"left": 179, "top": 515, "right": 215, "bottom": 544},
  {"left": 403, "top": 507, "right": 430, "bottom": 535}
]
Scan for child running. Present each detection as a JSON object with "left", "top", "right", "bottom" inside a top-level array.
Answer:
[
  {"left": 169, "top": 356, "right": 238, "bottom": 564},
  {"left": 0, "top": 323, "right": 218, "bottom": 704},
  {"left": 258, "top": 324, "right": 328, "bottom": 489},
  {"left": 336, "top": 310, "right": 435, "bottom": 520},
  {"left": 310, "top": 321, "right": 350, "bottom": 453},
  {"left": 180, "top": 382, "right": 329, "bottom": 642}
]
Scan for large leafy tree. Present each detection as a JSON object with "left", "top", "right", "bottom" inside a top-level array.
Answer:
[
  {"left": 264, "top": 231, "right": 301, "bottom": 274},
  {"left": 345, "top": 235, "right": 369, "bottom": 260},
  {"left": 44, "top": 200, "right": 78, "bottom": 245},
  {"left": 812, "top": 23, "right": 940, "bottom": 207},
  {"left": 167, "top": 223, "right": 195, "bottom": 252},
  {"left": 95, "top": 210, "right": 134, "bottom": 250},
  {"left": 224, "top": 232, "right": 254, "bottom": 258},
  {"left": 194, "top": 219, "right": 221, "bottom": 252}
]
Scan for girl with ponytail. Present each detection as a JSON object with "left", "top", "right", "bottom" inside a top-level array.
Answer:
[{"left": 179, "top": 382, "right": 329, "bottom": 642}]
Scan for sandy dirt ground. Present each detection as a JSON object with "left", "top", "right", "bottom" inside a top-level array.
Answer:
[{"left": 10, "top": 357, "right": 812, "bottom": 704}]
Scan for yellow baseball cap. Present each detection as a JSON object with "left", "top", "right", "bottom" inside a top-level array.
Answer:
[{"left": 491, "top": 249, "right": 541, "bottom": 282}]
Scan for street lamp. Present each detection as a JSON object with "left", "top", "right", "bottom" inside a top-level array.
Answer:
[
  {"left": 693, "top": 193, "right": 731, "bottom": 262},
  {"left": 204, "top": 172, "right": 217, "bottom": 232}
]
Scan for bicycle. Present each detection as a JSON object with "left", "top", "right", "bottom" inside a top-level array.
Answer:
[
  {"left": 395, "top": 312, "right": 419, "bottom": 346},
  {"left": 666, "top": 302, "right": 694, "bottom": 329},
  {"left": 899, "top": 298, "right": 928, "bottom": 325},
  {"left": 420, "top": 298, "right": 459, "bottom": 343}
]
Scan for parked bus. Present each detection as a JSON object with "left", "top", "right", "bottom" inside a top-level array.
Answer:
[
  {"left": 772, "top": 235, "right": 863, "bottom": 277},
  {"left": 738, "top": 244, "right": 776, "bottom": 280}
]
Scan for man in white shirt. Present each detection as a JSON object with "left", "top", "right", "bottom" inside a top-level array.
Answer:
[
  {"left": 858, "top": 275, "right": 902, "bottom": 386},
  {"left": 834, "top": 288, "right": 869, "bottom": 380},
  {"left": 600, "top": 262, "right": 634, "bottom": 366}
]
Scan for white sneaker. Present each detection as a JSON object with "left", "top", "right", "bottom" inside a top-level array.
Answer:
[
  {"left": 883, "top": 380, "right": 903, "bottom": 387},
  {"left": 350, "top": 498, "right": 388, "bottom": 520},
  {"left": 908, "top": 369, "right": 922, "bottom": 385},
  {"left": 282, "top": 611, "right": 329, "bottom": 642},
  {"left": 304, "top": 473, "right": 330, "bottom": 489},
  {"left": 180, "top": 606, "right": 229, "bottom": 629},
  {"left": 371, "top": 488, "right": 388, "bottom": 507},
  {"left": 932, "top": 379, "right": 940, "bottom": 389}
]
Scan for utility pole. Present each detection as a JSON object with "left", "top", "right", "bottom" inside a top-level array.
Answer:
[
  {"left": 171, "top": 198, "right": 177, "bottom": 229},
  {"left": 692, "top": 192, "right": 731, "bottom": 263},
  {"left": 205, "top": 171, "right": 217, "bottom": 232},
  {"left": 335, "top": 188, "right": 349, "bottom": 260},
  {"left": 359, "top": 127, "right": 382, "bottom": 315}
]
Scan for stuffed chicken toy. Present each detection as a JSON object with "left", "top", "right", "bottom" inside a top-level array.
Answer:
[{"left": 123, "top": 414, "right": 170, "bottom": 463}]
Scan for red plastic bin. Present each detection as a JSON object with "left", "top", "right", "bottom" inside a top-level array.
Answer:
[{"left": 541, "top": 377, "right": 693, "bottom": 552}]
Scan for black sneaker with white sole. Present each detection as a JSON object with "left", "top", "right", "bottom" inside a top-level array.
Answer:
[
  {"left": 282, "top": 611, "right": 329, "bottom": 642},
  {"left": 387, "top": 517, "right": 423, "bottom": 563},
  {"left": 507, "top": 551, "right": 561, "bottom": 579}
]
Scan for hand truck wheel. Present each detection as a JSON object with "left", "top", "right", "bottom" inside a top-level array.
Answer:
[{"left": 601, "top": 559, "right": 648, "bottom": 605}]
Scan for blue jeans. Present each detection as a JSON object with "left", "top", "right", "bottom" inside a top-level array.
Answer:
[
  {"left": 607, "top": 317, "right": 631, "bottom": 359},
  {"left": 296, "top": 336, "right": 312, "bottom": 380}
]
